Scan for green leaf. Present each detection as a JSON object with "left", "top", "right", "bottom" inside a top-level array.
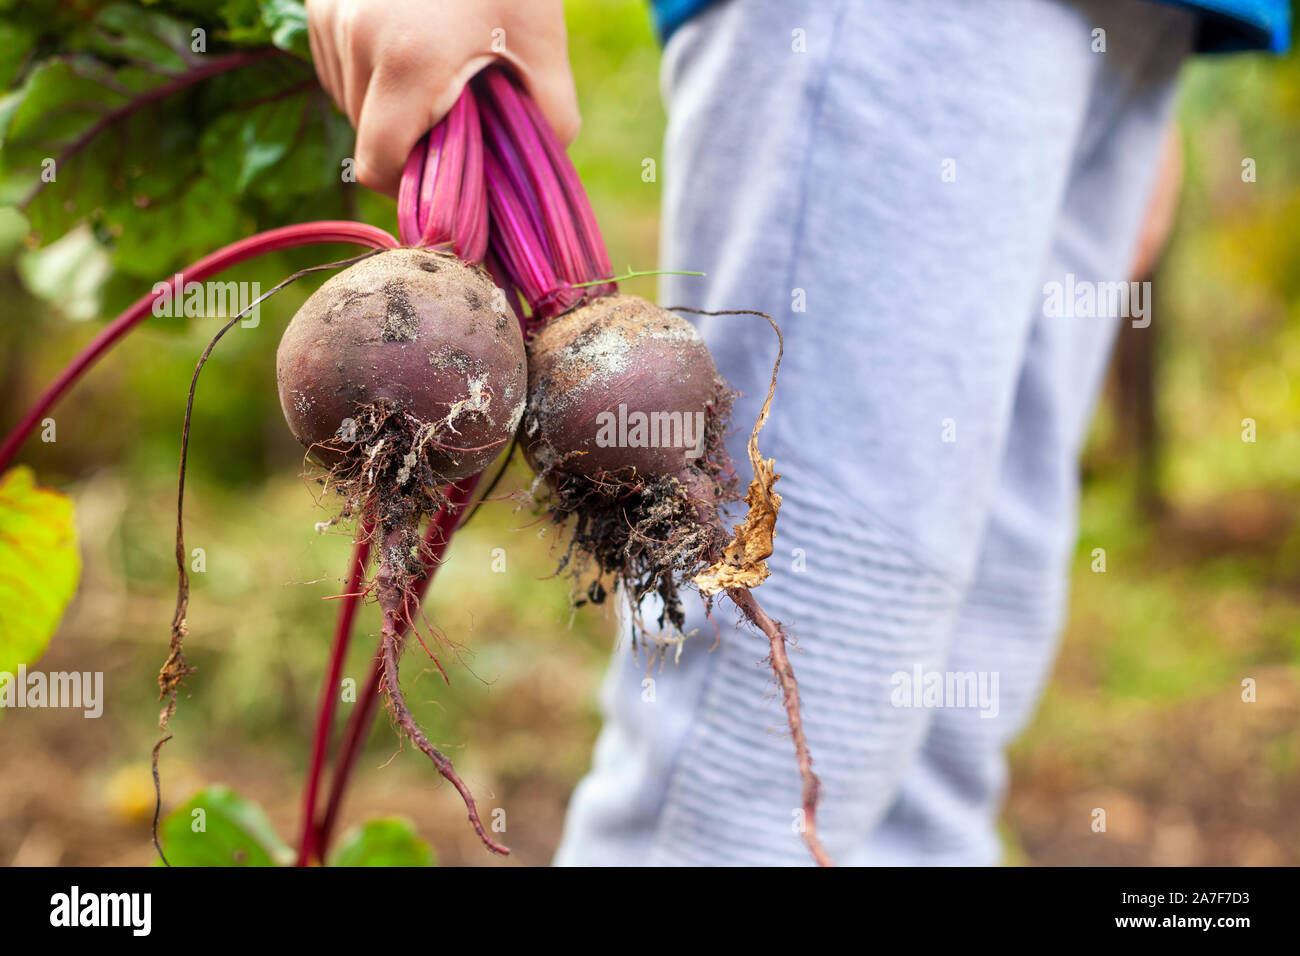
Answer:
[
  {"left": 105, "top": 176, "right": 241, "bottom": 281},
  {"left": 201, "top": 95, "right": 297, "bottom": 194},
  {"left": 157, "top": 785, "right": 294, "bottom": 866},
  {"left": 0, "top": 467, "right": 80, "bottom": 673},
  {"left": 200, "top": 91, "right": 350, "bottom": 199},
  {"left": 0, "top": 22, "right": 36, "bottom": 89},
  {"left": 0, "top": 55, "right": 161, "bottom": 213},
  {"left": 327, "top": 818, "right": 436, "bottom": 867},
  {"left": 17, "top": 225, "right": 113, "bottom": 320},
  {"left": 88, "top": 3, "right": 192, "bottom": 74},
  {"left": 0, "top": 205, "right": 28, "bottom": 256},
  {"left": 260, "top": 0, "right": 311, "bottom": 59},
  {"left": 0, "top": 0, "right": 363, "bottom": 296},
  {"left": 216, "top": 1, "right": 309, "bottom": 58}
]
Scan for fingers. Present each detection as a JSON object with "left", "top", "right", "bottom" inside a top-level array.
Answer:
[
  {"left": 355, "top": 43, "right": 580, "bottom": 197},
  {"left": 353, "top": 81, "right": 448, "bottom": 197},
  {"left": 305, "top": 1, "right": 343, "bottom": 114},
  {"left": 509, "top": 5, "right": 582, "bottom": 145},
  {"left": 517, "top": 56, "right": 582, "bottom": 146},
  {"left": 332, "top": 3, "right": 373, "bottom": 126},
  {"left": 305, "top": 0, "right": 582, "bottom": 196}
]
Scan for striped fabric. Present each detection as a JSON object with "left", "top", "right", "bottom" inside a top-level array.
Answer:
[{"left": 557, "top": 0, "right": 1196, "bottom": 866}]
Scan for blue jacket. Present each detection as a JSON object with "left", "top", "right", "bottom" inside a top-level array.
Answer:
[{"left": 650, "top": 0, "right": 1292, "bottom": 53}]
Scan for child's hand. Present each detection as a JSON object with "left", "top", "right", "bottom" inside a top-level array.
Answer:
[{"left": 306, "top": 0, "right": 580, "bottom": 196}]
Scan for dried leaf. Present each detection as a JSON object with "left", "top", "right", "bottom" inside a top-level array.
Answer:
[
  {"left": 693, "top": 311, "right": 784, "bottom": 596},
  {"left": 693, "top": 451, "right": 781, "bottom": 595}
]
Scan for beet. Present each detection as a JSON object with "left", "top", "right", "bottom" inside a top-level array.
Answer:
[
  {"left": 520, "top": 297, "right": 832, "bottom": 865},
  {"left": 274, "top": 246, "right": 526, "bottom": 857},
  {"left": 520, "top": 294, "right": 736, "bottom": 634},
  {"left": 276, "top": 248, "right": 525, "bottom": 480},
  {"left": 522, "top": 294, "right": 724, "bottom": 479}
]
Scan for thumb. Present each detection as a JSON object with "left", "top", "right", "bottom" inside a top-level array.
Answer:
[{"left": 514, "top": 56, "right": 582, "bottom": 146}]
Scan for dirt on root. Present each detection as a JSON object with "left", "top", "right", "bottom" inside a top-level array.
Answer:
[{"left": 535, "top": 379, "right": 738, "bottom": 639}]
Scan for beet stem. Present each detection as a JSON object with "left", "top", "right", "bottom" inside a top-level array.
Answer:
[
  {"left": 295, "top": 526, "right": 373, "bottom": 867},
  {"left": 0, "top": 222, "right": 399, "bottom": 474},
  {"left": 151, "top": 242, "right": 398, "bottom": 864}
]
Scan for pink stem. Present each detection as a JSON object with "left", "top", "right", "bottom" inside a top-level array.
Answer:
[
  {"left": 396, "top": 86, "right": 488, "bottom": 262},
  {"left": 0, "top": 221, "right": 399, "bottom": 474},
  {"left": 480, "top": 71, "right": 587, "bottom": 286},
  {"left": 424, "top": 95, "right": 467, "bottom": 249},
  {"left": 454, "top": 93, "right": 489, "bottom": 263},
  {"left": 475, "top": 67, "right": 616, "bottom": 322},
  {"left": 519, "top": 91, "right": 614, "bottom": 283},
  {"left": 313, "top": 477, "right": 481, "bottom": 858},
  {"left": 415, "top": 124, "right": 446, "bottom": 245},
  {"left": 397, "top": 142, "right": 428, "bottom": 246},
  {"left": 295, "top": 525, "right": 373, "bottom": 866},
  {"left": 484, "top": 152, "right": 566, "bottom": 316},
  {"left": 479, "top": 89, "right": 549, "bottom": 239}
]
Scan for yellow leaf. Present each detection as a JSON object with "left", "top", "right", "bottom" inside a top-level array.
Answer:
[{"left": 0, "top": 467, "right": 80, "bottom": 671}]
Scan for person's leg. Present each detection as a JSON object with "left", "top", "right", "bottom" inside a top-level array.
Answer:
[
  {"left": 866, "top": 5, "right": 1195, "bottom": 864},
  {"left": 555, "top": 0, "right": 1194, "bottom": 866}
]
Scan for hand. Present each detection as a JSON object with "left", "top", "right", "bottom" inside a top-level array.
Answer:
[{"left": 306, "top": 0, "right": 580, "bottom": 196}]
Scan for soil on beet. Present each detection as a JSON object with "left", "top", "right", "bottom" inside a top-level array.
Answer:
[
  {"left": 277, "top": 248, "right": 525, "bottom": 482},
  {"left": 535, "top": 377, "right": 738, "bottom": 636},
  {"left": 520, "top": 295, "right": 745, "bottom": 638}
]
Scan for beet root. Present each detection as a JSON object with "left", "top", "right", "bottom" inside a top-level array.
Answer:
[
  {"left": 373, "top": 519, "right": 509, "bottom": 856},
  {"left": 522, "top": 294, "right": 724, "bottom": 478},
  {"left": 521, "top": 294, "right": 738, "bottom": 633},
  {"left": 277, "top": 247, "right": 526, "bottom": 481}
]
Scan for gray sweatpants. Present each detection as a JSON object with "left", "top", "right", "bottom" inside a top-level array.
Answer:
[{"left": 556, "top": 0, "right": 1194, "bottom": 865}]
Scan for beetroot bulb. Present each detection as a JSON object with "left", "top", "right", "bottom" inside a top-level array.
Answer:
[
  {"left": 276, "top": 248, "right": 525, "bottom": 500},
  {"left": 520, "top": 293, "right": 737, "bottom": 633}
]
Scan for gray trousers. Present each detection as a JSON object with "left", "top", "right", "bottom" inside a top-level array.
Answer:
[{"left": 556, "top": 0, "right": 1194, "bottom": 865}]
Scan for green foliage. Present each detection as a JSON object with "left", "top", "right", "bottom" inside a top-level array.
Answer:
[
  {"left": 328, "top": 818, "right": 436, "bottom": 867},
  {"left": 0, "top": 467, "right": 80, "bottom": 672},
  {"left": 158, "top": 786, "right": 434, "bottom": 866},
  {"left": 16, "top": 226, "right": 112, "bottom": 321},
  {"left": 0, "top": 0, "right": 356, "bottom": 316},
  {"left": 221, "top": 0, "right": 313, "bottom": 58},
  {"left": 0, "top": 205, "right": 26, "bottom": 255},
  {"left": 157, "top": 785, "right": 293, "bottom": 866}
]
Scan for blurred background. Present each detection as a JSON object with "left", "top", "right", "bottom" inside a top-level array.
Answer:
[{"left": 0, "top": 0, "right": 1297, "bottom": 866}]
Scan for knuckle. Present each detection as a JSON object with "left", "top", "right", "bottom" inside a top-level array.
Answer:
[{"left": 377, "top": 33, "right": 429, "bottom": 75}]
